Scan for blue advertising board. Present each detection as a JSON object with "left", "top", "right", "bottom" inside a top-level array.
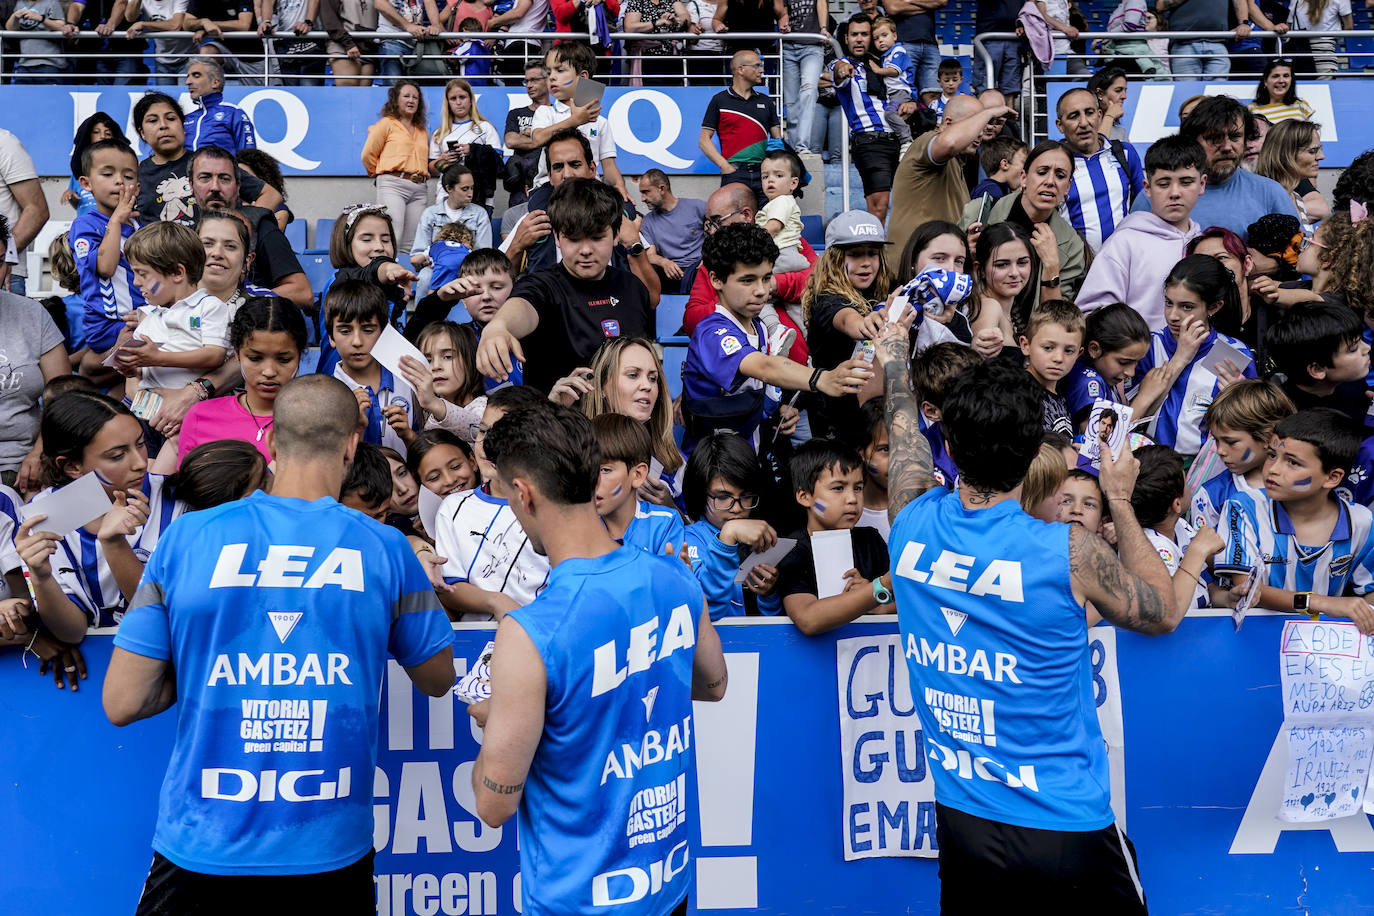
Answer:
[
  {"left": 6, "top": 614, "right": 1374, "bottom": 914},
  {"left": 0, "top": 85, "right": 723, "bottom": 177},
  {"left": 1047, "top": 80, "right": 1374, "bottom": 167}
]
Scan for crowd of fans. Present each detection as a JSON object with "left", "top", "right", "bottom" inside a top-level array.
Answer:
[{"left": 3, "top": 0, "right": 1374, "bottom": 688}]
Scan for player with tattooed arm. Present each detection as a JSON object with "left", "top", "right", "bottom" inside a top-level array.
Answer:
[{"left": 874, "top": 318, "right": 1177, "bottom": 913}]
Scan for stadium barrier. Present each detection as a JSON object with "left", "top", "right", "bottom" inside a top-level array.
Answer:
[{"left": 4, "top": 612, "right": 1374, "bottom": 914}]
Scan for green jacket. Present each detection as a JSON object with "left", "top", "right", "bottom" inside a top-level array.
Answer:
[{"left": 960, "top": 191, "right": 1088, "bottom": 307}]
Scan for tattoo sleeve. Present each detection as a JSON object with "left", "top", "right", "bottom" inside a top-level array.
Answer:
[
  {"left": 880, "top": 339, "right": 936, "bottom": 523},
  {"left": 481, "top": 775, "right": 525, "bottom": 795},
  {"left": 1068, "top": 526, "right": 1169, "bottom": 635}
]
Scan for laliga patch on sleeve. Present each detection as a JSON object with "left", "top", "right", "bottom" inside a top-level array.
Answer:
[
  {"left": 73, "top": 238, "right": 90, "bottom": 259},
  {"left": 1086, "top": 377, "right": 1102, "bottom": 399},
  {"left": 601, "top": 318, "right": 621, "bottom": 337},
  {"left": 721, "top": 335, "right": 742, "bottom": 356}
]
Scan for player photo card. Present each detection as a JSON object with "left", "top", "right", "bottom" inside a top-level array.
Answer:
[{"left": 1078, "top": 400, "right": 1133, "bottom": 471}]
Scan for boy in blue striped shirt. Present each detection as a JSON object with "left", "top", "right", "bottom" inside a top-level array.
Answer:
[
  {"left": 592, "top": 413, "right": 685, "bottom": 556},
  {"left": 1216, "top": 409, "right": 1374, "bottom": 631}
]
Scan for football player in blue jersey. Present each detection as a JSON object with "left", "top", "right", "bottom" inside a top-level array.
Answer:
[
  {"left": 875, "top": 317, "right": 1177, "bottom": 912},
  {"left": 470, "top": 400, "right": 726, "bottom": 916},
  {"left": 103, "top": 374, "right": 455, "bottom": 914}
]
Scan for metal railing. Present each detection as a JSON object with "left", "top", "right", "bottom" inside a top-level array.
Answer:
[
  {"left": 973, "top": 28, "right": 1374, "bottom": 143},
  {"left": 0, "top": 28, "right": 851, "bottom": 202}
]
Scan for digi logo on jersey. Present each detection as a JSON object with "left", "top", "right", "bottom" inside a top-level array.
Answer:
[
  {"left": 201, "top": 766, "right": 353, "bottom": 802},
  {"left": 925, "top": 735, "right": 1040, "bottom": 793},
  {"left": 591, "top": 839, "right": 690, "bottom": 908}
]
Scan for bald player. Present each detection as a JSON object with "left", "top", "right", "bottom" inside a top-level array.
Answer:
[
  {"left": 887, "top": 94, "right": 1015, "bottom": 270},
  {"left": 106, "top": 374, "right": 455, "bottom": 915}
]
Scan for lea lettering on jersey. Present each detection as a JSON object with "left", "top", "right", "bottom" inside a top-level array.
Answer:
[
  {"left": 506, "top": 547, "right": 704, "bottom": 915},
  {"left": 889, "top": 487, "right": 1116, "bottom": 833},
  {"left": 113, "top": 492, "right": 453, "bottom": 877}
]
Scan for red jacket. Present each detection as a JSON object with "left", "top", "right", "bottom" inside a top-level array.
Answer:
[
  {"left": 684, "top": 237, "right": 817, "bottom": 364},
  {"left": 550, "top": 0, "right": 620, "bottom": 32}
]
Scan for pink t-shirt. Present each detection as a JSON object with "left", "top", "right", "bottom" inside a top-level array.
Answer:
[{"left": 178, "top": 396, "right": 274, "bottom": 466}]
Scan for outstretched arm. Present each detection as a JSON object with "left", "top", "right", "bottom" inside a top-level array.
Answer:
[
  {"left": 876, "top": 321, "right": 937, "bottom": 522},
  {"left": 1070, "top": 441, "right": 1177, "bottom": 634}
]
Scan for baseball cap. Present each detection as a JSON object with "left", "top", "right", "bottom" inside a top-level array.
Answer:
[{"left": 824, "top": 210, "right": 890, "bottom": 249}]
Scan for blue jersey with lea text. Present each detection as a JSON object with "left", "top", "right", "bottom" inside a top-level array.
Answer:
[
  {"left": 113, "top": 492, "right": 453, "bottom": 875},
  {"left": 890, "top": 487, "right": 1112, "bottom": 831},
  {"left": 1129, "top": 327, "right": 1256, "bottom": 456},
  {"left": 1215, "top": 490, "right": 1374, "bottom": 596},
  {"left": 508, "top": 547, "right": 703, "bottom": 915}
]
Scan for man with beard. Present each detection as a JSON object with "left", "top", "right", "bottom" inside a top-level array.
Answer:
[
  {"left": 1136, "top": 95, "right": 1295, "bottom": 243},
  {"left": 1056, "top": 88, "right": 1143, "bottom": 254},
  {"left": 190, "top": 145, "right": 313, "bottom": 308}
]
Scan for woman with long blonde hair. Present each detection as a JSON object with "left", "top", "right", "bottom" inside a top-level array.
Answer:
[
  {"left": 550, "top": 336, "right": 686, "bottom": 507},
  {"left": 428, "top": 78, "right": 502, "bottom": 204},
  {"left": 1255, "top": 118, "right": 1329, "bottom": 233}
]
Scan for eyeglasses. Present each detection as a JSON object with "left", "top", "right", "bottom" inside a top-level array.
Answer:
[
  {"left": 707, "top": 492, "right": 760, "bottom": 512},
  {"left": 469, "top": 423, "right": 490, "bottom": 441},
  {"left": 1300, "top": 235, "right": 1328, "bottom": 252},
  {"left": 705, "top": 206, "right": 749, "bottom": 233}
]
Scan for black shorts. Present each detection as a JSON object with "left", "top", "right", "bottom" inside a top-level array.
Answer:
[
  {"left": 134, "top": 850, "right": 376, "bottom": 916},
  {"left": 849, "top": 131, "right": 900, "bottom": 197},
  {"left": 935, "top": 803, "right": 1148, "bottom": 915}
]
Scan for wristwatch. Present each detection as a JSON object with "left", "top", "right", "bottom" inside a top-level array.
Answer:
[
  {"left": 1293, "top": 591, "right": 1312, "bottom": 614},
  {"left": 1043, "top": 275, "right": 1061, "bottom": 288},
  {"left": 872, "top": 577, "right": 893, "bottom": 605},
  {"left": 627, "top": 242, "right": 646, "bottom": 257}
]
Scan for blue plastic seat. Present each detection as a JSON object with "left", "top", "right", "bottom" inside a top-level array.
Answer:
[
  {"left": 657, "top": 293, "right": 688, "bottom": 340},
  {"left": 802, "top": 214, "right": 824, "bottom": 249},
  {"left": 284, "top": 219, "right": 306, "bottom": 252},
  {"left": 660, "top": 343, "right": 688, "bottom": 401},
  {"left": 311, "top": 218, "right": 336, "bottom": 252}
]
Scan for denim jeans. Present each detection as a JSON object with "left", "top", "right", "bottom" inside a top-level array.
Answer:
[
  {"left": 378, "top": 38, "right": 414, "bottom": 80},
  {"left": 971, "top": 38, "right": 1021, "bottom": 95},
  {"left": 8, "top": 275, "right": 25, "bottom": 297},
  {"left": 95, "top": 53, "right": 146, "bottom": 84},
  {"left": 781, "top": 43, "right": 824, "bottom": 152},
  {"left": 1170, "top": 40, "right": 1229, "bottom": 78},
  {"left": 902, "top": 40, "right": 941, "bottom": 95}
]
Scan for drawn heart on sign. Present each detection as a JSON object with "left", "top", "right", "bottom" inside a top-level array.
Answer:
[
  {"left": 1353, "top": 788, "right": 1361, "bottom": 800},
  {"left": 1301, "top": 793, "right": 1316, "bottom": 807},
  {"left": 1325, "top": 793, "right": 1338, "bottom": 806}
]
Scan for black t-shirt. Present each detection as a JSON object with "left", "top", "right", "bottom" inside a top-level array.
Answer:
[
  {"left": 71, "top": 0, "right": 143, "bottom": 52},
  {"left": 1282, "top": 376, "right": 1371, "bottom": 426},
  {"left": 137, "top": 154, "right": 267, "bottom": 225},
  {"left": 776, "top": 525, "right": 890, "bottom": 600},
  {"left": 244, "top": 208, "right": 304, "bottom": 287},
  {"left": 975, "top": 0, "right": 1021, "bottom": 32},
  {"left": 893, "top": 4, "right": 933, "bottom": 44},
  {"left": 511, "top": 264, "right": 653, "bottom": 392},
  {"left": 504, "top": 103, "right": 539, "bottom": 141},
  {"left": 806, "top": 292, "right": 868, "bottom": 441},
  {"left": 188, "top": 0, "right": 254, "bottom": 55}
]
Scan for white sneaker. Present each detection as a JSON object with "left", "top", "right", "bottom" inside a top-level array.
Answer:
[{"left": 769, "top": 324, "right": 796, "bottom": 356}]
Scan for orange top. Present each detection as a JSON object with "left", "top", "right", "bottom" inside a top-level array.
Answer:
[{"left": 361, "top": 117, "right": 430, "bottom": 177}]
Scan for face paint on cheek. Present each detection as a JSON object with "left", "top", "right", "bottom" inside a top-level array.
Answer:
[
  {"left": 1241, "top": 448, "right": 1253, "bottom": 463},
  {"left": 610, "top": 484, "right": 623, "bottom": 498},
  {"left": 813, "top": 500, "right": 828, "bottom": 515},
  {"left": 147, "top": 281, "right": 161, "bottom": 296},
  {"left": 867, "top": 463, "right": 881, "bottom": 476},
  {"left": 1293, "top": 476, "right": 1314, "bottom": 491}
]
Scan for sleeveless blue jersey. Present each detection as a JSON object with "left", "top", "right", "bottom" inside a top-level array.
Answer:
[
  {"left": 889, "top": 487, "right": 1113, "bottom": 832},
  {"left": 508, "top": 546, "right": 704, "bottom": 915},
  {"left": 113, "top": 492, "right": 454, "bottom": 875}
]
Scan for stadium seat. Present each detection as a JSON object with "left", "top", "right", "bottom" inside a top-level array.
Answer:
[
  {"left": 24, "top": 220, "right": 72, "bottom": 298},
  {"left": 311, "top": 218, "right": 336, "bottom": 252},
  {"left": 299, "top": 252, "right": 334, "bottom": 297},
  {"left": 802, "top": 214, "right": 824, "bottom": 250},
  {"left": 284, "top": 219, "right": 306, "bottom": 252},
  {"left": 657, "top": 293, "right": 688, "bottom": 341},
  {"left": 491, "top": 217, "right": 502, "bottom": 241},
  {"left": 660, "top": 343, "right": 687, "bottom": 401}
]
